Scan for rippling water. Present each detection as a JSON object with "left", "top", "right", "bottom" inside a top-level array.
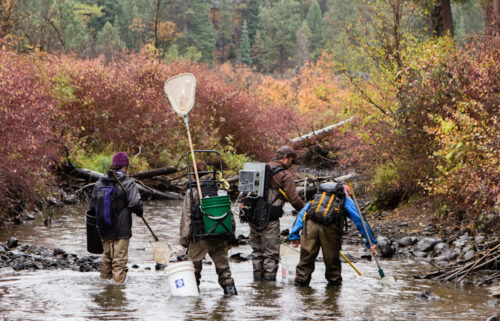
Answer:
[{"left": 0, "top": 201, "right": 497, "bottom": 320}]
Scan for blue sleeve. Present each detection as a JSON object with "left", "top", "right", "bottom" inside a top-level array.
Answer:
[
  {"left": 344, "top": 197, "right": 378, "bottom": 248},
  {"left": 289, "top": 202, "right": 311, "bottom": 241}
]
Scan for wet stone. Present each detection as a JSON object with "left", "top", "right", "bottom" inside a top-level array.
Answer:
[
  {"left": 229, "top": 252, "right": 249, "bottom": 262},
  {"left": 360, "top": 254, "right": 372, "bottom": 261},
  {"left": 280, "top": 229, "right": 289, "bottom": 236},
  {"left": 145, "top": 267, "right": 151, "bottom": 270},
  {"left": 414, "top": 238, "right": 442, "bottom": 252},
  {"left": 155, "top": 263, "right": 166, "bottom": 270},
  {"left": 22, "top": 211, "right": 36, "bottom": 220},
  {"left": 413, "top": 251, "right": 427, "bottom": 258},
  {"left": 132, "top": 264, "right": 139, "bottom": 269},
  {"left": 377, "top": 237, "right": 396, "bottom": 258},
  {"left": 434, "top": 242, "right": 448, "bottom": 253},
  {"left": 53, "top": 248, "right": 66, "bottom": 256},
  {"left": 398, "top": 237, "right": 416, "bottom": 247},
  {"left": 6, "top": 237, "right": 19, "bottom": 249},
  {"left": 475, "top": 235, "right": 486, "bottom": 244},
  {"left": 436, "top": 261, "right": 451, "bottom": 268},
  {"left": 63, "top": 194, "right": 77, "bottom": 205},
  {"left": 463, "top": 250, "right": 475, "bottom": 261},
  {"left": 202, "top": 260, "right": 212, "bottom": 265}
]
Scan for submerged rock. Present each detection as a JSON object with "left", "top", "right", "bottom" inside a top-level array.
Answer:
[
  {"left": 229, "top": 252, "right": 249, "bottom": 262},
  {"left": 6, "top": 237, "right": 18, "bottom": 249}
]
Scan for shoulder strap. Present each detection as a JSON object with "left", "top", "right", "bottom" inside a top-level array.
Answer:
[{"left": 270, "top": 165, "right": 286, "bottom": 177}]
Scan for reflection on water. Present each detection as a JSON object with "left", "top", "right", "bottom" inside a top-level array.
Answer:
[{"left": 0, "top": 200, "right": 497, "bottom": 321}]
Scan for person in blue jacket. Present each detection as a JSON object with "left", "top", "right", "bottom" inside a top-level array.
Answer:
[{"left": 290, "top": 182, "right": 378, "bottom": 286}]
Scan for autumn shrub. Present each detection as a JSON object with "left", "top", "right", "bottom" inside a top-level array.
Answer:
[
  {"left": 0, "top": 50, "right": 61, "bottom": 218},
  {"left": 413, "top": 42, "right": 499, "bottom": 226},
  {"left": 0, "top": 49, "right": 294, "bottom": 218}
]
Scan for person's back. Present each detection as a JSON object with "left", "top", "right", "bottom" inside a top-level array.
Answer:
[
  {"left": 248, "top": 146, "right": 305, "bottom": 281},
  {"left": 177, "top": 165, "right": 237, "bottom": 296},
  {"left": 89, "top": 152, "right": 143, "bottom": 283}
]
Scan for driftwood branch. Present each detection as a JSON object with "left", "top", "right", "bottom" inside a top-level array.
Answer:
[
  {"left": 290, "top": 117, "right": 354, "bottom": 144},
  {"left": 62, "top": 162, "right": 181, "bottom": 200},
  {"left": 132, "top": 167, "right": 178, "bottom": 179}
]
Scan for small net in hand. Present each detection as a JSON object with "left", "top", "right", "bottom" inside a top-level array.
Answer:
[
  {"left": 164, "top": 73, "right": 197, "bottom": 116},
  {"left": 151, "top": 241, "right": 172, "bottom": 264}
]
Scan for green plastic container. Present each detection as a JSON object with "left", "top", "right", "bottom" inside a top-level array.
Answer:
[{"left": 200, "top": 196, "right": 233, "bottom": 235}]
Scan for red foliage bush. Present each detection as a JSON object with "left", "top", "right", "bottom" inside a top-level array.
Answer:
[{"left": 0, "top": 50, "right": 292, "bottom": 217}]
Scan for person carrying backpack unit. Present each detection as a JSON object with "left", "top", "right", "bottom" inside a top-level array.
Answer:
[
  {"left": 245, "top": 146, "right": 305, "bottom": 281},
  {"left": 88, "top": 152, "right": 143, "bottom": 283},
  {"left": 177, "top": 161, "right": 238, "bottom": 296},
  {"left": 289, "top": 182, "right": 378, "bottom": 287}
]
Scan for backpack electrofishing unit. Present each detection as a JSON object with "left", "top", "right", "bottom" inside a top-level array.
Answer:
[
  {"left": 188, "top": 150, "right": 234, "bottom": 241},
  {"left": 238, "top": 162, "right": 286, "bottom": 231}
]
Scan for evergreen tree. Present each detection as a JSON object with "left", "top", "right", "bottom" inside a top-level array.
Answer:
[
  {"left": 295, "top": 20, "right": 311, "bottom": 66},
  {"left": 306, "top": 0, "right": 323, "bottom": 58},
  {"left": 177, "top": 0, "right": 215, "bottom": 62},
  {"left": 238, "top": 20, "right": 252, "bottom": 65},
  {"left": 246, "top": 0, "right": 261, "bottom": 47},
  {"left": 95, "top": 21, "right": 125, "bottom": 60},
  {"left": 257, "top": 0, "right": 302, "bottom": 72},
  {"left": 217, "top": 0, "right": 235, "bottom": 62}
]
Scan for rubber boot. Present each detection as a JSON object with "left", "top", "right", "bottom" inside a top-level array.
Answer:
[
  {"left": 263, "top": 272, "right": 277, "bottom": 281},
  {"left": 253, "top": 271, "right": 263, "bottom": 281},
  {"left": 223, "top": 284, "right": 238, "bottom": 296}
]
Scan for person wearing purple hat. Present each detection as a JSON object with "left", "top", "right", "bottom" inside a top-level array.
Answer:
[
  {"left": 88, "top": 152, "right": 143, "bottom": 283},
  {"left": 248, "top": 145, "right": 305, "bottom": 281}
]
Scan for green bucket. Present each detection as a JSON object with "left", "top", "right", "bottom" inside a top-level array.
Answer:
[{"left": 200, "top": 196, "right": 233, "bottom": 235}]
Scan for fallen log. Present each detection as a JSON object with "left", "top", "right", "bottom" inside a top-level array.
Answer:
[
  {"left": 290, "top": 117, "right": 354, "bottom": 144},
  {"left": 62, "top": 162, "right": 181, "bottom": 200},
  {"left": 132, "top": 167, "right": 178, "bottom": 179}
]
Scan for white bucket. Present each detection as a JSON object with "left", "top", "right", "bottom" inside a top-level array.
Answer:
[
  {"left": 281, "top": 255, "right": 300, "bottom": 284},
  {"left": 165, "top": 261, "right": 199, "bottom": 296}
]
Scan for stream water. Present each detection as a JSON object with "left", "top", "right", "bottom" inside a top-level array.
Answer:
[{"left": 0, "top": 200, "right": 497, "bottom": 321}]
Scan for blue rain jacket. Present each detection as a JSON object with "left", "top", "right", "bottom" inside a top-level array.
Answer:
[{"left": 289, "top": 197, "right": 378, "bottom": 248}]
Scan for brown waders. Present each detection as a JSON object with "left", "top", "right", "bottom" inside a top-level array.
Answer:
[
  {"left": 101, "top": 238, "right": 130, "bottom": 283},
  {"left": 295, "top": 219, "right": 343, "bottom": 286},
  {"left": 249, "top": 220, "right": 281, "bottom": 281},
  {"left": 188, "top": 238, "right": 235, "bottom": 289}
]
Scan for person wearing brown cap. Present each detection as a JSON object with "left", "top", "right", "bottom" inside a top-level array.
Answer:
[
  {"left": 249, "top": 146, "right": 305, "bottom": 281},
  {"left": 88, "top": 152, "right": 143, "bottom": 283}
]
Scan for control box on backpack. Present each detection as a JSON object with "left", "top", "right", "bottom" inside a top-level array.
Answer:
[
  {"left": 238, "top": 162, "right": 286, "bottom": 230},
  {"left": 238, "top": 162, "right": 268, "bottom": 197}
]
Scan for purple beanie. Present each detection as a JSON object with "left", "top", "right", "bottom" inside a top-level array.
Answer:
[{"left": 112, "top": 152, "right": 129, "bottom": 168}]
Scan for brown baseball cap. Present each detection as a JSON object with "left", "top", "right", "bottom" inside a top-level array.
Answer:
[{"left": 275, "top": 146, "right": 298, "bottom": 163}]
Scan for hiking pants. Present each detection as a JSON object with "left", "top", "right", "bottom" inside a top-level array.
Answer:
[
  {"left": 295, "top": 219, "right": 342, "bottom": 285},
  {"left": 188, "top": 238, "right": 235, "bottom": 288},
  {"left": 101, "top": 238, "right": 130, "bottom": 283},
  {"left": 249, "top": 220, "right": 280, "bottom": 280}
]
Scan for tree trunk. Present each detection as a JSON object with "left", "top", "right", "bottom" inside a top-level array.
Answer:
[
  {"left": 485, "top": 0, "right": 500, "bottom": 45},
  {"left": 441, "top": 0, "right": 454, "bottom": 36},
  {"left": 433, "top": 0, "right": 454, "bottom": 37}
]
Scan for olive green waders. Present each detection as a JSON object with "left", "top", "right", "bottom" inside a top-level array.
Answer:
[
  {"left": 295, "top": 219, "right": 343, "bottom": 285},
  {"left": 101, "top": 238, "right": 130, "bottom": 283},
  {"left": 188, "top": 238, "right": 235, "bottom": 288},
  {"left": 249, "top": 220, "right": 281, "bottom": 280}
]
